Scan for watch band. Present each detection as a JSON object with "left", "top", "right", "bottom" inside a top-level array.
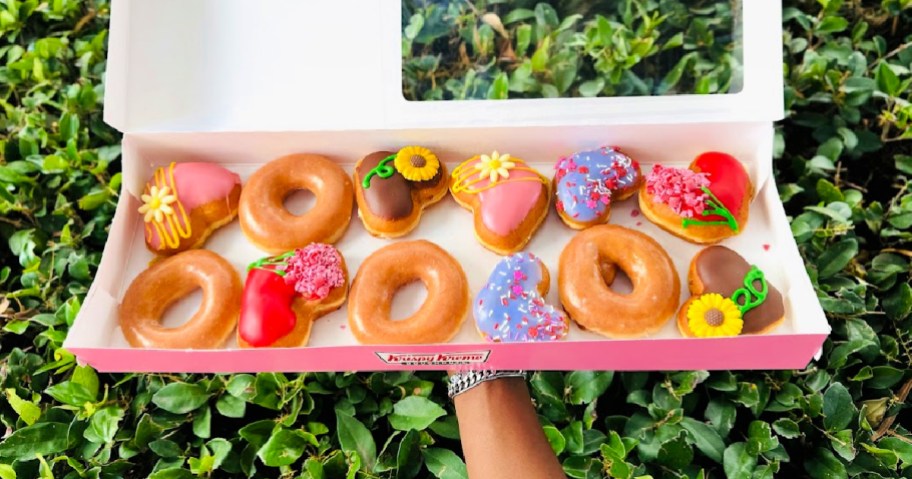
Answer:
[{"left": 447, "top": 369, "right": 526, "bottom": 399}]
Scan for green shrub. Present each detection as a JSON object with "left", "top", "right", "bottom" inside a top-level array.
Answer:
[{"left": 1, "top": 0, "right": 910, "bottom": 478}]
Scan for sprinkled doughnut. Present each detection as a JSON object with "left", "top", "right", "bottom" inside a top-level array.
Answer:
[
  {"left": 474, "top": 252, "right": 569, "bottom": 342},
  {"left": 558, "top": 225, "right": 680, "bottom": 338},
  {"left": 119, "top": 249, "right": 242, "bottom": 349},
  {"left": 239, "top": 154, "right": 353, "bottom": 254},
  {"left": 238, "top": 243, "right": 349, "bottom": 348},
  {"left": 554, "top": 146, "right": 642, "bottom": 229},
  {"left": 639, "top": 152, "right": 753, "bottom": 244},
  {"left": 348, "top": 240, "right": 469, "bottom": 344}
]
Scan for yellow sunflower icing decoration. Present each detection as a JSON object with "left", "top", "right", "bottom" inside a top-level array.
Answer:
[
  {"left": 686, "top": 293, "right": 743, "bottom": 338},
  {"left": 139, "top": 162, "right": 192, "bottom": 250},
  {"left": 451, "top": 151, "right": 547, "bottom": 194},
  {"left": 394, "top": 146, "right": 440, "bottom": 181}
]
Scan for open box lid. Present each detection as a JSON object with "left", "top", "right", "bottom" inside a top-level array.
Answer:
[{"left": 104, "top": 0, "right": 784, "bottom": 133}]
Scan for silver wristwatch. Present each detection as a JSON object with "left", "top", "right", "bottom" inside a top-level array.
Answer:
[{"left": 447, "top": 369, "right": 526, "bottom": 399}]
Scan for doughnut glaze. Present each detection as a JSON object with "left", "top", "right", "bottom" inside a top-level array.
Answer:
[
  {"left": 119, "top": 249, "right": 241, "bottom": 349},
  {"left": 558, "top": 225, "right": 680, "bottom": 338},
  {"left": 348, "top": 240, "right": 469, "bottom": 344},
  {"left": 239, "top": 154, "right": 353, "bottom": 253}
]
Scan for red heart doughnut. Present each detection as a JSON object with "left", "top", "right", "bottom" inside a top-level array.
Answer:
[{"left": 638, "top": 152, "right": 753, "bottom": 244}]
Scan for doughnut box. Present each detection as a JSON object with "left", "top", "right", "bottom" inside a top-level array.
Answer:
[{"left": 63, "top": 0, "right": 831, "bottom": 372}]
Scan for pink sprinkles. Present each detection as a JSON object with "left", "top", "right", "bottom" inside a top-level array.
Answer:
[
  {"left": 283, "top": 243, "right": 345, "bottom": 300},
  {"left": 645, "top": 164, "right": 710, "bottom": 218}
]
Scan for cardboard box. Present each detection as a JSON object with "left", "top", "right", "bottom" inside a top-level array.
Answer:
[{"left": 64, "top": 0, "right": 830, "bottom": 372}]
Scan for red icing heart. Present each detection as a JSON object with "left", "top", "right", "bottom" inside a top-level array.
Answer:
[
  {"left": 239, "top": 267, "right": 298, "bottom": 347},
  {"left": 691, "top": 152, "right": 750, "bottom": 222}
]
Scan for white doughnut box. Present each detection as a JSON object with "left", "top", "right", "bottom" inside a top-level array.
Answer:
[{"left": 64, "top": 0, "right": 831, "bottom": 372}]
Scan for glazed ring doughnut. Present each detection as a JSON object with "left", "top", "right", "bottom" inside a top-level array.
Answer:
[
  {"left": 240, "top": 154, "right": 354, "bottom": 254},
  {"left": 348, "top": 240, "right": 469, "bottom": 344},
  {"left": 558, "top": 225, "right": 680, "bottom": 338},
  {"left": 119, "top": 249, "right": 242, "bottom": 349}
]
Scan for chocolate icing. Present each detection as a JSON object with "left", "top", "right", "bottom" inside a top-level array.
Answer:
[
  {"left": 413, "top": 167, "right": 442, "bottom": 189},
  {"left": 695, "top": 246, "right": 784, "bottom": 334},
  {"left": 356, "top": 151, "right": 413, "bottom": 220}
]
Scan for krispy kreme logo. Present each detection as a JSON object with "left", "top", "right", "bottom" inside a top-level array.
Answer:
[{"left": 375, "top": 351, "right": 491, "bottom": 366}]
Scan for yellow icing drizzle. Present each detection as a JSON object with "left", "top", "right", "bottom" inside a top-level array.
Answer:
[
  {"left": 451, "top": 155, "right": 547, "bottom": 194},
  {"left": 143, "top": 162, "right": 192, "bottom": 250}
]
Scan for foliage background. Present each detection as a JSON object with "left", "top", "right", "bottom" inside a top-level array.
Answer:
[{"left": 1, "top": 0, "right": 912, "bottom": 478}]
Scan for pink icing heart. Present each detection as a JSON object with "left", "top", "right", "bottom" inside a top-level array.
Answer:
[{"left": 477, "top": 169, "right": 543, "bottom": 236}]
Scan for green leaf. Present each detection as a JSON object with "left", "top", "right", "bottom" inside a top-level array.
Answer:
[
  {"left": 192, "top": 405, "right": 211, "bottom": 439},
  {"left": 896, "top": 155, "right": 912, "bottom": 175},
  {"left": 829, "top": 429, "right": 856, "bottom": 461},
  {"left": 403, "top": 14, "right": 424, "bottom": 41},
  {"left": 4, "top": 389, "right": 41, "bottom": 426},
  {"left": 422, "top": 447, "right": 468, "bottom": 479},
  {"left": 772, "top": 418, "right": 800, "bottom": 439},
  {"left": 84, "top": 406, "right": 124, "bottom": 444},
  {"left": 883, "top": 283, "right": 912, "bottom": 320},
  {"left": 578, "top": 79, "right": 604, "bottom": 97},
  {"left": 488, "top": 72, "right": 509, "bottom": 100},
  {"left": 822, "top": 383, "right": 855, "bottom": 431},
  {"left": 567, "top": 371, "right": 613, "bottom": 404},
  {"left": 0, "top": 422, "right": 71, "bottom": 458},
  {"left": 816, "top": 239, "right": 858, "bottom": 278},
  {"left": 0, "top": 464, "right": 15, "bottom": 479},
  {"left": 215, "top": 393, "right": 246, "bottom": 418},
  {"left": 543, "top": 425, "right": 566, "bottom": 455},
  {"left": 257, "top": 428, "right": 312, "bottom": 467},
  {"left": 44, "top": 381, "right": 95, "bottom": 407},
  {"left": 503, "top": 8, "right": 535, "bottom": 24},
  {"left": 804, "top": 448, "right": 847, "bottom": 479},
  {"left": 389, "top": 396, "right": 446, "bottom": 431},
  {"left": 151, "top": 382, "right": 211, "bottom": 414},
  {"left": 723, "top": 443, "right": 756, "bottom": 478},
  {"left": 148, "top": 468, "right": 193, "bottom": 479},
  {"left": 876, "top": 62, "right": 901, "bottom": 96},
  {"left": 816, "top": 16, "right": 849, "bottom": 34},
  {"left": 681, "top": 417, "right": 725, "bottom": 463},
  {"left": 149, "top": 439, "right": 183, "bottom": 458},
  {"left": 396, "top": 429, "right": 422, "bottom": 479},
  {"left": 336, "top": 410, "right": 376, "bottom": 471}
]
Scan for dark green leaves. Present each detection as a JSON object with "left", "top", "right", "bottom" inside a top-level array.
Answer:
[
  {"left": 822, "top": 383, "right": 856, "bottom": 431},
  {"left": 681, "top": 418, "right": 725, "bottom": 463},
  {"left": 84, "top": 406, "right": 124, "bottom": 444},
  {"left": 422, "top": 448, "right": 467, "bottom": 479},
  {"left": 257, "top": 428, "right": 316, "bottom": 467},
  {"left": 566, "top": 371, "right": 613, "bottom": 405},
  {"left": 0, "top": 422, "right": 72, "bottom": 458},
  {"left": 335, "top": 410, "right": 376, "bottom": 471},
  {"left": 816, "top": 239, "right": 858, "bottom": 278},
  {"left": 389, "top": 396, "right": 446, "bottom": 432},
  {"left": 151, "top": 382, "right": 211, "bottom": 414}
]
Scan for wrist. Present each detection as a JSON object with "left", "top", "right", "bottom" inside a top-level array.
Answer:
[{"left": 447, "top": 369, "right": 526, "bottom": 399}]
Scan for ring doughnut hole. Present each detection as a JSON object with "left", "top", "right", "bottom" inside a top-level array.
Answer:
[
  {"left": 599, "top": 256, "right": 633, "bottom": 295},
  {"left": 283, "top": 189, "right": 316, "bottom": 216},
  {"left": 160, "top": 288, "right": 203, "bottom": 328},
  {"left": 389, "top": 281, "right": 429, "bottom": 321}
]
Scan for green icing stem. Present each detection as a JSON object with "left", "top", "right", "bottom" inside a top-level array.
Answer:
[
  {"left": 361, "top": 154, "right": 397, "bottom": 189},
  {"left": 681, "top": 186, "right": 739, "bottom": 232},
  {"left": 247, "top": 251, "right": 294, "bottom": 276},
  {"left": 729, "top": 265, "right": 768, "bottom": 315}
]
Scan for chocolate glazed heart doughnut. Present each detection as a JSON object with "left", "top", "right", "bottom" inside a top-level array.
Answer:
[
  {"left": 348, "top": 240, "right": 469, "bottom": 344},
  {"left": 558, "top": 225, "right": 680, "bottom": 338},
  {"left": 240, "top": 154, "right": 353, "bottom": 254}
]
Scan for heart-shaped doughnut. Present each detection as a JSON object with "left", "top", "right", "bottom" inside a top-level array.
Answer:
[
  {"left": 554, "top": 146, "right": 643, "bottom": 229},
  {"left": 474, "top": 252, "right": 569, "bottom": 342},
  {"left": 354, "top": 147, "right": 449, "bottom": 238},
  {"left": 639, "top": 152, "right": 753, "bottom": 243},
  {"left": 450, "top": 151, "right": 550, "bottom": 255},
  {"left": 140, "top": 162, "right": 241, "bottom": 254},
  {"left": 677, "top": 246, "right": 785, "bottom": 337},
  {"left": 238, "top": 243, "right": 348, "bottom": 348}
]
